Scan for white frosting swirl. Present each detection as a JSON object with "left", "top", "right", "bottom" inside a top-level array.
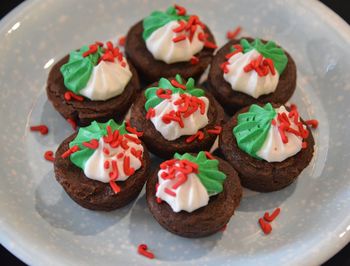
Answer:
[
  {"left": 150, "top": 93, "right": 209, "bottom": 141},
  {"left": 79, "top": 60, "right": 132, "bottom": 101},
  {"left": 156, "top": 168, "right": 209, "bottom": 213},
  {"left": 256, "top": 106, "right": 303, "bottom": 162},
  {"left": 83, "top": 135, "right": 143, "bottom": 182},
  {"left": 145, "top": 20, "right": 205, "bottom": 64},
  {"left": 224, "top": 49, "right": 279, "bottom": 99}
]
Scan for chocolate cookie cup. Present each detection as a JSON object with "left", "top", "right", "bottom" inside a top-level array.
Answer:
[
  {"left": 146, "top": 152, "right": 242, "bottom": 238},
  {"left": 47, "top": 42, "right": 140, "bottom": 127},
  {"left": 130, "top": 75, "right": 225, "bottom": 159},
  {"left": 54, "top": 120, "right": 150, "bottom": 211},
  {"left": 125, "top": 4, "right": 217, "bottom": 83},
  {"left": 208, "top": 37, "right": 297, "bottom": 115},
  {"left": 219, "top": 103, "right": 316, "bottom": 192}
]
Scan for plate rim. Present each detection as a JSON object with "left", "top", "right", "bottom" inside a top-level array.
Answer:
[{"left": 0, "top": 0, "right": 350, "bottom": 265}]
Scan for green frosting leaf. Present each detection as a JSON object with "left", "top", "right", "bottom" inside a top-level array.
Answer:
[
  {"left": 60, "top": 45, "right": 104, "bottom": 94},
  {"left": 174, "top": 151, "right": 226, "bottom": 195},
  {"left": 144, "top": 74, "right": 205, "bottom": 111},
  {"left": 236, "top": 38, "right": 288, "bottom": 75},
  {"left": 68, "top": 119, "right": 128, "bottom": 169},
  {"left": 233, "top": 103, "right": 276, "bottom": 159},
  {"left": 142, "top": 6, "right": 189, "bottom": 40}
]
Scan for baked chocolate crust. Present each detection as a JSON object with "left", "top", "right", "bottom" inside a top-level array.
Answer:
[
  {"left": 207, "top": 37, "right": 297, "bottom": 115},
  {"left": 54, "top": 133, "right": 150, "bottom": 211},
  {"left": 46, "top": 55, "right": 140, "bottom": 127},
  {"left": 146, "top": 155, "right": 242, "bottom": 238},
  {"left": 125, "top": 21, "right": 216, "bottom": 83},
  {"left": 219, "top": 104, "right": 315, "bottom": 192},
  {"left": 129, "top": 82, "right": 225, "bottom": 159}
]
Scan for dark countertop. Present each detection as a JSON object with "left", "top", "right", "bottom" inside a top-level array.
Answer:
[{"left": 0, "top": 0, "right": 349, "bottom": 265}]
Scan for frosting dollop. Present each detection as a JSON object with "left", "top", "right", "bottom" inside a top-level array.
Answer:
[
  {"left": 83, "top": 136, "right": 143, "bottom": 182},
  {"left": 156, "top": 170, "right": 209, "bottom": 212},
  {"left": 156, "top": 152, "right": 226, "bottom": 213},
  {"left": 79, "top": 60, "right": 132, "bottom": 101},
  {"left": 150, "top": 92, "right": 209, "bottom": 141},
  {"left": 233, "top": 103, "right": 311, "bottom": 163},
  {"left": 256, "top": 106, "right": 303, "bottom": 162},
  {"left": 68, "top": 120, "right": 144, "bottom": 191},
  {"left": 224, "top": 49, "right": 279, "bottom": 98},
  {"left": 145, "top": 20, "right": 205, "bottom": 64},
  {"left": 60, "top": 42, "right": 132, "bottom": 101}
]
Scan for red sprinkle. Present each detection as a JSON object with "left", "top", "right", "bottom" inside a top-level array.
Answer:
[
  {"left": 125, "top": 121, "right": 143, "bottom": 137},
  {"left": 146, "top": 108, "right": 156, "bottom": 120},
  {"left": 172, "top": 20, "right": 186, "bottom": 33},
  {"left": 109, "top": 160, "right": 119, "bottom": 181},
  {"left": 118, "top": 36, "right": 126, "bottom": 46},
  {"left": 204, "top": 151, "right": 215, "bottom": 160},
  {"left": 82, "top": 139, "right": 99, "bottom": 150},
  {"left": 30, "top": 124, "right": 49, "bottom": 135},
  {"left": 186, "top": 130, "right": 204, "bottom": 143},
  {"left": 123, "top": 156, "right": 135, "bottom": 176},
  {"left": 174, "top": 4, "right": 186, "bottom": 16},
  {"left": 103, "top": 147, "right": 110, "bottom": 155},
  {"left": 104, "top": 160, "right": 110, "bottom": 169},
  {"left": 259, "top": 218, "right": 272, "bottom": 235},
  {"left": 305, "top": 119, "right": 319, "bottom": 129},
  {"left": 156, "top": 88, "right": 172, "bottom": 99},
  {"left": 190, "top": 56, "right": 199, "bottom": 65},
  {"left": 226, "top": 26, "right": 241, "bottom": 40},
  {"left": 66, "top": 118, "right": 77, "bottom": 131},
  {"left": 220, "top": 61, "right": 230, "bottom": 73},
  {"left": 64, "top": 91, "right": 84, "bottom": 102},
  {"left": 263, "top": 208, "right": 281, "bottom": 222},
  {"left": 61, "top": 145, "right": 79, "bottom": 159},
  {"left": 124, "top": 134, "right": 141, "bottom": 144},
  {"left": 109, "top": 180, "right": 121, "bottom": 193},
  {"left": 155, "top": 183, "right": 162, "bottom": 204},
  {"left": 170, "top": 79, "right": 186, "bottom": 90},
  {"left": 137, "top": 244, "right": 155, "bottom": 259},
  {"left": 44, "top": 150, "right": 55, "bottom": 162},
  {"left": 204, "top": 41, "right": 217, "bottom": 49},
  {"left": 172, "top": 35, "right": 187, "bottom": 43},
  {"left": 164, "top": 187, "right": 176, "bottom": 197},
  {"left": 207, "top": 125, "right": 222, "bottom": 135}
]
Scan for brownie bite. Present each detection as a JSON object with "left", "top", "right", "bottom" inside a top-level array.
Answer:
[
  {"left": 125, "top": 4, "right": 216, "bottom": 83},
  {"left": 130, "top": 74, "right": 225, "bottom": 159},
  {"left": 47, "top": 41, "right": 140, "bottom": 127},
  {"left": 54, "top": 119, "right": 150, "bottom": 211},
  {"left": 219, "top": 103, "right": 317, "bottom": 192},
  {"left": 146, "top": 151, "right": 242, "bottom": 238},
  {"left": 208, "top": 38, "right": 296, "bottom": 115}
]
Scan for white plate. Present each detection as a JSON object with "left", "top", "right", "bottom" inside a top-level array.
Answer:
[{"left": 0, "top": 0, "right": 350, "bottom": 265}]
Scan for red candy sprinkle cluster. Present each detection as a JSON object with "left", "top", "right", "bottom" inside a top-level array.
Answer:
[
  {"left": 221, "top": 44, "right": 276, "bottom": 77},
  {"left": 156, "top": 89, "right": 206, "bottom": 130},
  {"left": 243, "top": 54, "right": 276, "bottom": 77},
  {"left": 258, "top": 207, "right": 281, "bottom": 235},
  {"left": 156, "top": 159, "right": 199, "bottom": 198},
  {"left": 274, "top": 104, "right": 317, "bottom": 149},
  {"left": 83, "top": 41, "right": 127, "bottom": 67},
  {"left": 171, "top": 4, "right": 217, "bottom": 51}
]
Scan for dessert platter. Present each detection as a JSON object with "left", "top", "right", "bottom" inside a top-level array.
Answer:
[{"left": 0, "top": 0, "right": 350, "bottom": 265}]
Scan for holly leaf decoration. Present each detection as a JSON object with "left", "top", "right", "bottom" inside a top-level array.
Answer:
[
  {"left": 144, "top": 74, "right": 205, "bottom": 111},
  {"left": 142, "top": 6, "right": 189, "bottom": 40},
  {"left": 174, "top": 151, "right": 226, "bottom": 195},
  {"left": 233, "top": 103, "right": 276, "bottom": 159},
  {"left": 60, "top": 45, "right": 103, "bottom": 94},
  {"left": 69, "top": 119, "right": 128, "bottom": 169},
  {"left": 236, "top": 38, "right": 288, "bottom": 75}
]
